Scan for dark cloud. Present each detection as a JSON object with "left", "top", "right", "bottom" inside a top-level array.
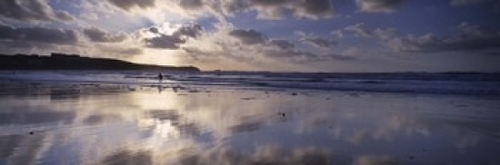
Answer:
[
  {"left": 269, "top": 0, "right": 333, "bottom": 19},
  {"left": 144, "top": 34, "right": 185, "bottom": 49},
  {"left": 250, "top": 0, "right": 289, "bottom": 6},
  {"left": 356, "top": 0, "right": 404, "bottom": 13},
  {"left": 214, "top": 1, "right": 249, "bottom": 15},
  {"left": 327, "top": 53, "right": 356, "bottom": 60},
  {"left": 149, "top": 27, "right": 159, "bottom": 33},
  {"left": 387, "top": 23, "right": 500, "bottom": 53},
  {"left": 293, "top": 0, "right": 333, "bottom": 18},
  {"left": 247, "top": 0, "right": 291, "bottom": 19},
  {"left": 450, "top": 0, "right": 491, "bottom": 6},
  {"left": 179, "top": 0, "right": 204, "bottom": 10},
  {"left": 270, "top": 39, "right": 295, "bottom": 49},
  {"left": 185, "top": 28, "right": 350, "bottom": 63},
  {"left": 107, "top": 0, "right": 155, "bottom": 11},
  {"left": 0, "top": 25, "right": 78, "bottom": 44},
  {"left": 143, "top": 24, "right": 202, "bottom": 49},
  {"left": 83, "top": 28, "right": 127, "bottom": 43},
  {"left": 229, "top": 29, "right": 296, "bottom": 49},
  {"left": 183, "top": 28, "right": 344, "bottom": 62},
  {"left": 213, "top": 0, "right": 333, "bottom": 20},
  {"left": 229, "top": 29, "right": 267, "bottom": 45},
  {"left": 300, "top": 37, "right": 336, "bottom": 48},
  {"left": 173, "top": 24, "right": 202, "bottom": 38},
  {"left": 0, "top": 0, "right": 73, "bottom": 21}
]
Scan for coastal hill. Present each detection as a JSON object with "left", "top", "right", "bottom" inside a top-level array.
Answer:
[{"left": 0, "top": 53, "right": 200, "bottom": 72}]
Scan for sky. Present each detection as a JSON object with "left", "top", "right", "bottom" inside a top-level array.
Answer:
[{"left": 0, "top": 0, "right": 500, "bottom": 72}]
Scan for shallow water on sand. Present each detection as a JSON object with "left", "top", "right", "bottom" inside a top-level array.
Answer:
[{"left": 0, "top": 81, "right": 499, "bottom": 165}]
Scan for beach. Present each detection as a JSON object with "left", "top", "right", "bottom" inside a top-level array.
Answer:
[{"left": 0, "top": 72, "right": 499, "bottom": 164}]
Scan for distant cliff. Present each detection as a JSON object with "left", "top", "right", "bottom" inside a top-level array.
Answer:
[{"left": 0, "top": 53, "right": 200, "bottom": 72}]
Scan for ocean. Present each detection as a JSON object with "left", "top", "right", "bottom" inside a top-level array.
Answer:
[{"left": 1, "top": 71, "right": 500, "bottom": 95}]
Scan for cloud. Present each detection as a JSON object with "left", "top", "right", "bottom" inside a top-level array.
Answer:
[
  {"left": 356, "top": 0, "right": 404, "bottom": 13},
  {"left": 301, "top": 37, "right": 336, "bottom": 48},
  {"left": 263, "top": 49, "right": 353, "bottom": 62},
  {"left": 344, "top": 23, "right": 397, "bottom": 40},
  {"left": 54, "top": 11, "right": 74, "bottom": 21},
  {"left": 450, "top": 0, "right": 491, "bottom": 6},
  {"left": 250, "top": 0, "right": 289, "bottom": 6},
  {"left": 327, "top": 53, "right": 356, "bottom": 61},
  {"left": 81, "top": 0, "right": 333, "bottom": 23},
  {"left": 331, "top": 29, "right": 344, "bottom": 38},
  {"left": 173, "top": 24, "right": 203, "bottom": 38},
  {"left": 386, "top": 22, "right": 500, "bottom": 53},
  {"left": 210, "top": 0, "right": 334, "bottom": 20},
  {"left": 374, "top": 28, "right": 398, "bottom": 40},
  {"left": 142, "top": 23, "right": 202, "bottom": 49},
  {"left": 345, "top": 23, "right": 373, "bottom": 37},
  {"left": 296, "top": 31, "right": 336, "bottom": 48},
  {"left": 144, "top": 34, "right": 185, "bottom": 49},
  {"left": 0, "top": 0, "right": 74, "bottom": 21},
  {"left": 227, "top": 29, "right": 336, "bottom": 61},
  {"left": 0, "top": 25, "right": 144, "bottom": 59},
  {"left": 106, "top": 0, "right": 155, "bottom": 11},
  {"left": 180, "top": 24, "right": 352, "bottom": 67},
  {"left": 148, "top": 27, "right": 159, "bottom": 34},
  {"left": 246, "top": 0, "right": 290, "bottom": 20},
  {"left": 291, "top": 0, "right": 334, "bottom": 19},
  {"left": 264, "top": 49, "right": 316, "bottom": 59},
  {"left": 353, "top": 155, "right": 400, "bottom": 165},
  {"left": 96, "top": 45, "right": 143, "bottom": 56},
  {"left": 179, "top": 0, "right": 204, "bottom": 10},
  {"left": 0, "top": 25, "right": 78, "bottom": 44},
  {"left": 270, "top": 39, "right": 295, "bottom": 49},
  {"left": 229, "top": 29, "right": 267, "bottom": 45},
  {"left": 83, "top": 28, "right": 127, "bottom": 43}
]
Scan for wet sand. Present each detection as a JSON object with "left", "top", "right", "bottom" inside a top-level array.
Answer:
[{"left": 0, "top": 80, "right": 499, "bottom": 164}]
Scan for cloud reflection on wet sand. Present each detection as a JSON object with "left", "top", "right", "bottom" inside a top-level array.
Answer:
[{"left": 0, "top": 81, "right": 499, "bottom": 164}]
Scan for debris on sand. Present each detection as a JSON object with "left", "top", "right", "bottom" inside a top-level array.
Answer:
[{"left": 241, "top": 97, "right": 256, "bottom": 100}]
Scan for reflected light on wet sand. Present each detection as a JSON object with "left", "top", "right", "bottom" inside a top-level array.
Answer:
[{"left": 0, "top": 81, "right": 499, "bottom": 164}]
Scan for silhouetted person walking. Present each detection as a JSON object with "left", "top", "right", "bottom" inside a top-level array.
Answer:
[{"left": 158, "top": 72, "right": 163, "bottom": 81}]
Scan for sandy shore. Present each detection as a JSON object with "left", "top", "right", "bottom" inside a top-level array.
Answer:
[{"left": 0, "top": 79, "right": 499, "bottom": 164}]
